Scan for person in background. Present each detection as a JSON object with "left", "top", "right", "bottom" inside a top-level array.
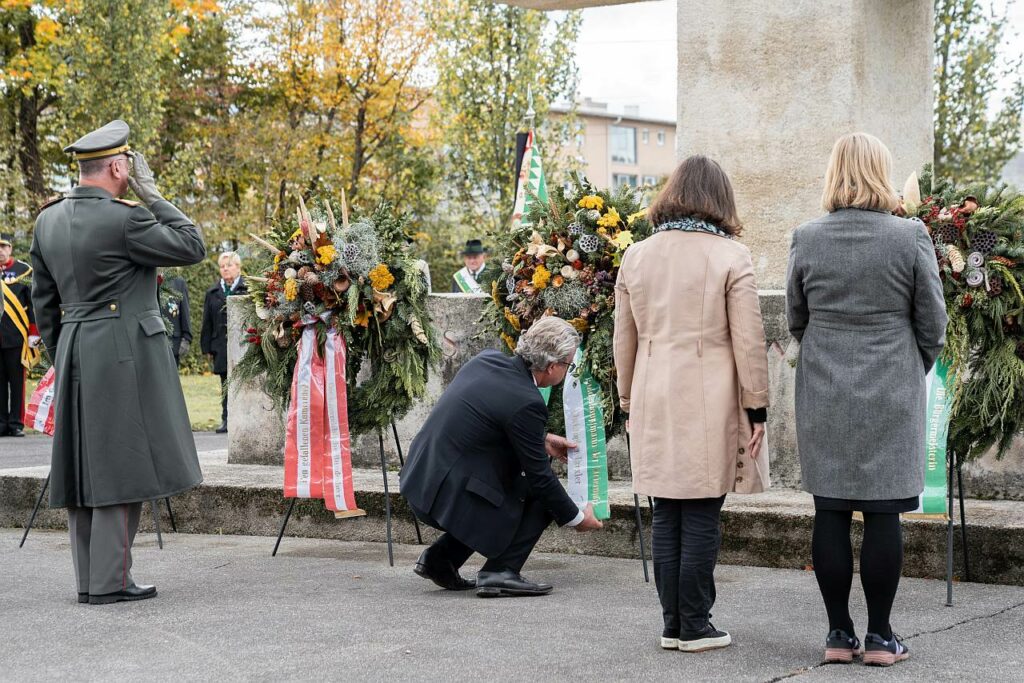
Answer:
[
  {"left": 450, "top": 239, "right": 490, "bottom": 293},
  {"left": 787, "top": 132, "right": 947, "bottom": 667},
  {"left": 0, "top": 233, "right": 39, "bottom": 437},
  {"left": 201, "top": 251, "right": 247, "bottom": 434},
  {"left": 160, "top": 271, "right": 191, "bottom": 367},
  {"left": 614, "top": 155, "right": 770, "bottom": 653}
]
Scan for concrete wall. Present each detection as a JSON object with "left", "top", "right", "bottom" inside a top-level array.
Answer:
[{"left": 228, "top": 293, "right": 1024, "bottom": 501}]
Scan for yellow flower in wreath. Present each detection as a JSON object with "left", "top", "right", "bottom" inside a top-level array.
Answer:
[
  {"left": 284, "top": 278, "right": 299, "bottom": 301},
  {"left": 568, "top": 317, "right": 590, "bottom": 333},
  {"left": 316, "top": 244, "right": 337, "bottom": 266},
  {"left": 577, "top": 195, "right": 604, "bottom": 211},
  {"left": 597, "top": 206, "right": 621, "bottom": 229},
  {"left": 369, "top": 263, "right": 395, "bottom": 290},
  {"left": 504, "top": 307, "right": 521, "bottom": 331},
  {"left": 501, "top": 332, "right": 517, "bottom": 352},
  {"left": 532, "top": 264, "right": 552, "bottom": 290},
  {"left": 354, "top": 307, "right": 371, "bottom": 327}
]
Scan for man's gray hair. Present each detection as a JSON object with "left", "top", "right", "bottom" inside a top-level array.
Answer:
[{"left": 515, "top": 316, "right": 580, "bottom": 369}]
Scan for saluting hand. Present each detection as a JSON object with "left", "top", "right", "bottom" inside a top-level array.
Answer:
[
  {"left": 544, "top": 433, "right": 577, "bottom": 462},
  {"left": 127, "top": 151, "right": 165, "bottom": 207}
]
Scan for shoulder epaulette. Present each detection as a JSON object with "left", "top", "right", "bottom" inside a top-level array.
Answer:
[
  {"left": 112, "top": 198, "right": 141, "bottom": 207},
  {"left": 38, "top": 195, "right": 64, "bottom": 212}
]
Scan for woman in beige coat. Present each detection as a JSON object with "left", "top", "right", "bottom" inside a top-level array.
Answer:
[{"left": 614, "top": 155, "right": 769, "bottom": 652}]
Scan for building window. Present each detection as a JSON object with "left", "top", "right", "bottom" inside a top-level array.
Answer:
[
  {"left": 612, "top": 173, "right": 638, "bottom": 189},
  {"left": 656, "top": 130, "right": 666, "bottom": 146},
  {"left": 610, "top": 125, "right": 637, "bottom": 164},
  {"left": 642, "top": 175, "right": 658, "bottom": 187},
  {"left": 641, "top": 129, "right": 649, "bottom": 145}
]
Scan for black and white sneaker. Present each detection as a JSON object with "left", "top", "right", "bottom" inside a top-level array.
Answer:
[
  {"left": 823, "top": 628, "right": 863, "bottom": 664},
  {"left": 660, "top": 628, "right": 680, "bottom": 650},
  {"left": 678, "top": 623, "right": 732, "bottom": 652},
  {"left": 863, "top": 631, "right": 910, "bottom": 667}
]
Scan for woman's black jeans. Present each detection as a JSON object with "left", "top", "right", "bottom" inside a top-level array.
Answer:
[{"left": 652, "top": 495, "right": 727, "bottom": 637}]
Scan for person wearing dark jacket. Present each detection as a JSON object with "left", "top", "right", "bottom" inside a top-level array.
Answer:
[
  {"left": 0, "top": 234, "right": 38, "bottom": 437},
  {"left": 400, "top": 317, "right": 603, "bottom": 598},
  {"left": 200, "top": 251, "right": 246, "bottom": 434},
  {"left": 31, "top": 120, "right": 206, "bottom": 605},
  {"left": 160, "top": 273, "right": 191, "bottom": 367}
]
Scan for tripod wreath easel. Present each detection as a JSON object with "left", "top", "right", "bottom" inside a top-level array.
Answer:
[{"left": 271, "top": 419, "right": 423, "bottom": 564}]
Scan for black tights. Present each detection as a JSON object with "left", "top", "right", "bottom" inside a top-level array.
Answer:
[{"left": 811, "top": 510, "right": 903, "bottom": 639}]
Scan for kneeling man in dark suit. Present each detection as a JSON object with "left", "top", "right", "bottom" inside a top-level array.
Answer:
[{"left": 400, "top": 317, "right": 603, "bottom": 597}]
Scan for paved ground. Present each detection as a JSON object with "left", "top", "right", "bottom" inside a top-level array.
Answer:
[
  {"left": 0, "top": 432, "right": 227, "bottom": 470},
  {"left": 2, "top": 530, "right": 1022, "bottom": 682}
]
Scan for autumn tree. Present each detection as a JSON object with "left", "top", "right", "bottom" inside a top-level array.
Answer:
[
  {"left": 934, "top": 0, "right": 1024, "bottom": 184},
  {"left": 427, "top": 1, "right": 581, "bottom": 282}
]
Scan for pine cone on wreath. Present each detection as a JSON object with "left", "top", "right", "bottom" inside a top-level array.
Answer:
[
  {"left": 300, "top": 281, "right": 318, "bottom": 301},
  {"left": 990, "top": 255, "right": 1017, "bottom": 268},
  {"left": 945, "top": 245, "right": 966, "bottom": 273},
  {"left": 972, "top": 230, "right": 998, "bottom": 254}
]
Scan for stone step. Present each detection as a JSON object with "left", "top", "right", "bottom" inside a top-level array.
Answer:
[{"left": 3, "top": 451, "right": 1022, "bottom": 586}]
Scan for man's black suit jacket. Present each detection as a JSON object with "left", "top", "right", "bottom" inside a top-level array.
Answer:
[{"left": 399, "top": 349, "right": 579, "bottom": 558}]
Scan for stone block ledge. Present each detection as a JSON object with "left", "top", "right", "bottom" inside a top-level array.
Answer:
[{"left": 3, "top": 451, "right": 1022, "bottom": 586}]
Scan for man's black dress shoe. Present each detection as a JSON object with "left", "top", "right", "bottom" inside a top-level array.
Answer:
[
  {"left": 413, "top": 549, "right": 475, "bottom": 591},
  {"left": 77, "top": 592, "right": 88, "bottom": 604},
  {"left": 8, "top": 427, "right": 24, "bottom": 437},
  {"left": 215, "top": 421, "right": 228, "bottom": 434},
  {"left": 476, "top": 570, "right": 552, "bottom": 598},
  {"left": 88, "top": 584, "right": 157, "bottom": 605}
]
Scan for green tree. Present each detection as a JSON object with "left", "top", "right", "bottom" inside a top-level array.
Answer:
[
  {"left": 935, "top": 0, "right": 1024, "bottom": 184},
  {"left": 430, "top": 0, "right": 581, "bottom": 284}
]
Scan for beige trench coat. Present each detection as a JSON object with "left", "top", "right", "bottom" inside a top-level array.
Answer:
[{"left": 613, "top": 230, "right": 770, "bottom": 499}]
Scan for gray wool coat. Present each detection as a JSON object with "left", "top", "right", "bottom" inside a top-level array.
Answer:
[
  {"left": 31, "top": 185, "right": 207, "bottom": 508},
  {"left": 786, "top": 208, "right": 947, "bottom": 500}
]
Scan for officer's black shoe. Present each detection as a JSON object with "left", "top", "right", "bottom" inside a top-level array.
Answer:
[
  {"left": 476, "top": 569, "right": 552, "bottom": 597},
  {"left": 8, "top": 428, "right": 24, "bottom": 437},
  {"left": 413, "top": 548, "right": 475, "bottom": 591},
  {"left": 77, "top": 592, "right": 89, "bottom": 604},
  {"left": 88, "top": 584, "right": 157, "bottom": 605},
  {"left": 215, "top": 421, "right": 228, "bottom": 434}
]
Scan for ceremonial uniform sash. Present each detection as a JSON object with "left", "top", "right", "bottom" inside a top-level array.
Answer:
[
  {"left": 2, "top": 281, "right": 40, "bottom": 369},
  {"left": 453, "top": 267, "right": 484, "bottom": 294}
]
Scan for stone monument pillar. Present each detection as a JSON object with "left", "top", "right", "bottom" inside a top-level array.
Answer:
[{"left": 508, "top": 0, "right": 935, "bottom": 287}]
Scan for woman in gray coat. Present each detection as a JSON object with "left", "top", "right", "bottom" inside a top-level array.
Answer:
[{"left": 786, "top": 133, "right": 947, "bottom": 667}]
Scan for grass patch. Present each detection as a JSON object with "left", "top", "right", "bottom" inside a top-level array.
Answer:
[{"left": 27, "top": 372, "right": 223, "bottom": 433}]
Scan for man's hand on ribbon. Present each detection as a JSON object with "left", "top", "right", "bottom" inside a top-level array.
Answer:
[
  {"left": 544, "top": 433, "right": 576, "bottom": 462},
  {"left": 574, "top": 503, "right": 603, "bottom": 532}
]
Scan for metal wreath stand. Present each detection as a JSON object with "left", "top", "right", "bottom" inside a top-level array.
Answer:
[{"left": 271, "top": 418, "right": 422, "bottom": 565}]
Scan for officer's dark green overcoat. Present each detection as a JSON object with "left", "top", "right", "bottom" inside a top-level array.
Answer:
[{"left": 31, "top": 186, "right": 207, "bottom": 507}]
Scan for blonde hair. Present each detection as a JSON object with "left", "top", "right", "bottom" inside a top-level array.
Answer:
[
  {"left": 821, "top": 132, "right": 899, "bottom": 213},
  {"left": 218, "top": 251, "right": 242, "bottom": 267}
]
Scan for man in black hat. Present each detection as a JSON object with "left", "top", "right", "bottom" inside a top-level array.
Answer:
[
  {"left": 31, "top": 119, "right": 206, "bottom": 605},
  {"left": 451, "top": 239, "right": 492, "bottom": 293},
  {"left": 0, "top": 233, "right": 39, "bottom": 437}
]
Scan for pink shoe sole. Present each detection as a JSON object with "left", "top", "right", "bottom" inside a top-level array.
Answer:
[
  {"left": 823, "top": 647, "right": 863, "bottom": 664},
  {"left": 863, "top": 650, "right": 910, "bottom": 667}
]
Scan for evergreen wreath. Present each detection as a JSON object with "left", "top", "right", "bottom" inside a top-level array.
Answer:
[{"left": 232, "top": 198, "right": 440, "bottom": 436}]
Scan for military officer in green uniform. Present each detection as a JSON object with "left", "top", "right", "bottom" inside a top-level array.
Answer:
[{"left": 31, "top": 120, "right": 207, "bottom": 605}]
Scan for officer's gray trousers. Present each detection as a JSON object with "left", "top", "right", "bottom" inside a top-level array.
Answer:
[{"left": 67, "top": 503, "right": 142, "bottom": 595}]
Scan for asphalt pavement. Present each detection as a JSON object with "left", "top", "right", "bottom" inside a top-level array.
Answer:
[{"left": 2, "top": 530, "right": 1022, "bottom": 682}]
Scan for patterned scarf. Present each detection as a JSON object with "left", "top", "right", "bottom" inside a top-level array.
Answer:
[{"left": 653, "top": 216, "right": 733, "bottom": 239}]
